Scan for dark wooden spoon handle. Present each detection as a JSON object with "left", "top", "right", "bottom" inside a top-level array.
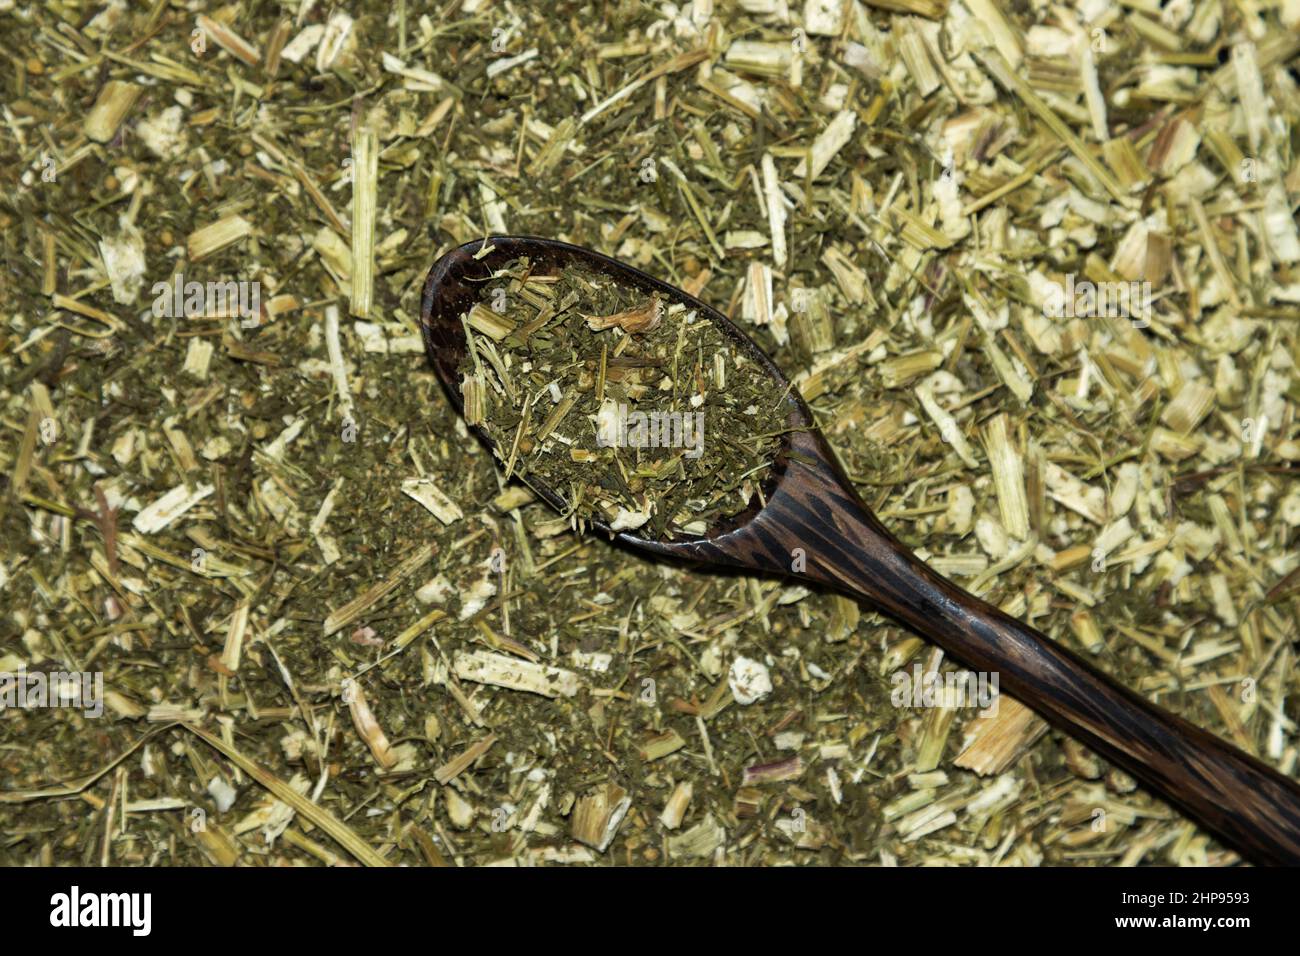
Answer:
[{"left": 690, "top": 430, "right": 1300, "bottom": 865}]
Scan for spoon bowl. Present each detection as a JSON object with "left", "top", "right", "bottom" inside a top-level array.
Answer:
[
  {"left": 423, "top": 235, "right": 1300, "bottom": 866},
  {"left": 420, "top": 234, "right": 820, "bottom": 561}
]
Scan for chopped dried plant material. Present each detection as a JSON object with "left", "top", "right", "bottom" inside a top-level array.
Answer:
[
  {"left": 742, "top": 754, "right": 803, "bottom": 785},
  {"left": 349, "top": 128, "right": 379, "bottom": 319},
  {"left": 584, "top": 294, "right": 664, "bottom": 333},
  {"left": 132, "top": 483, "right": 215, "bottom": 534},
  {"left": 458, "top": 257, "right": 788, "bottom": 540},
  {"left": 955, "top": 698, "right": 1049, "bottom": 776},
  {"left": 322, "top": 543, "right": 437, "bottom": 637},
  {"left": 196, "top": 14, "right": 262, "bottom": 68},
  {"left": 571, "top": 783, "right": 631, "bottom": 852},
  {"left": 659, "top": 781, "right": 693, "bottom": 830},
  {"left": 83, "top": 80, "right": 141, "bottom": 143},
  {"left": 453, "top": 650, "right": 580, "bottom": 699},
  {"left": 187, "top": 215, "right": 253, "bottom": 262},
  {"left": 401, "top": 478, "right": 464, "bottom": 524},
  {"left": 345, "top": 682, "right": 397, "bottom": 770},
  {"left": 667, "top": 815, "right": 726, "bottom": 859},
  {"left": 639, "top": 728, "right": 686, "bottom": 761},
  {"left": 433, "top": 734, "right": 497, "bottom": 785}
]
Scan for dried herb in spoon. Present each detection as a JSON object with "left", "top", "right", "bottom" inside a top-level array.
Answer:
[{"left": 456, "top": 256, "right": 787, "bottom": 540}]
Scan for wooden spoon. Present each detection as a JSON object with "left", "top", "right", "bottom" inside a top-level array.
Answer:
[{"left": 422, "top": 235, "right": 1300, "bottom": 866}]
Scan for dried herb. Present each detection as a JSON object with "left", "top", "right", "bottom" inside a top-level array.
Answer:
[{"left": 458, "top": 257, "right": 787, "bottom": 540}]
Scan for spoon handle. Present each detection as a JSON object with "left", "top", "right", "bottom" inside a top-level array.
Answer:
[{"left": 710, "top": 432, "right": 1300, "bottom": 865}]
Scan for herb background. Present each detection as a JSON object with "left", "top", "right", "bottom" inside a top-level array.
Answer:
[{"left": 1, "top": 0, "right": 1299, "bottom": 866}]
